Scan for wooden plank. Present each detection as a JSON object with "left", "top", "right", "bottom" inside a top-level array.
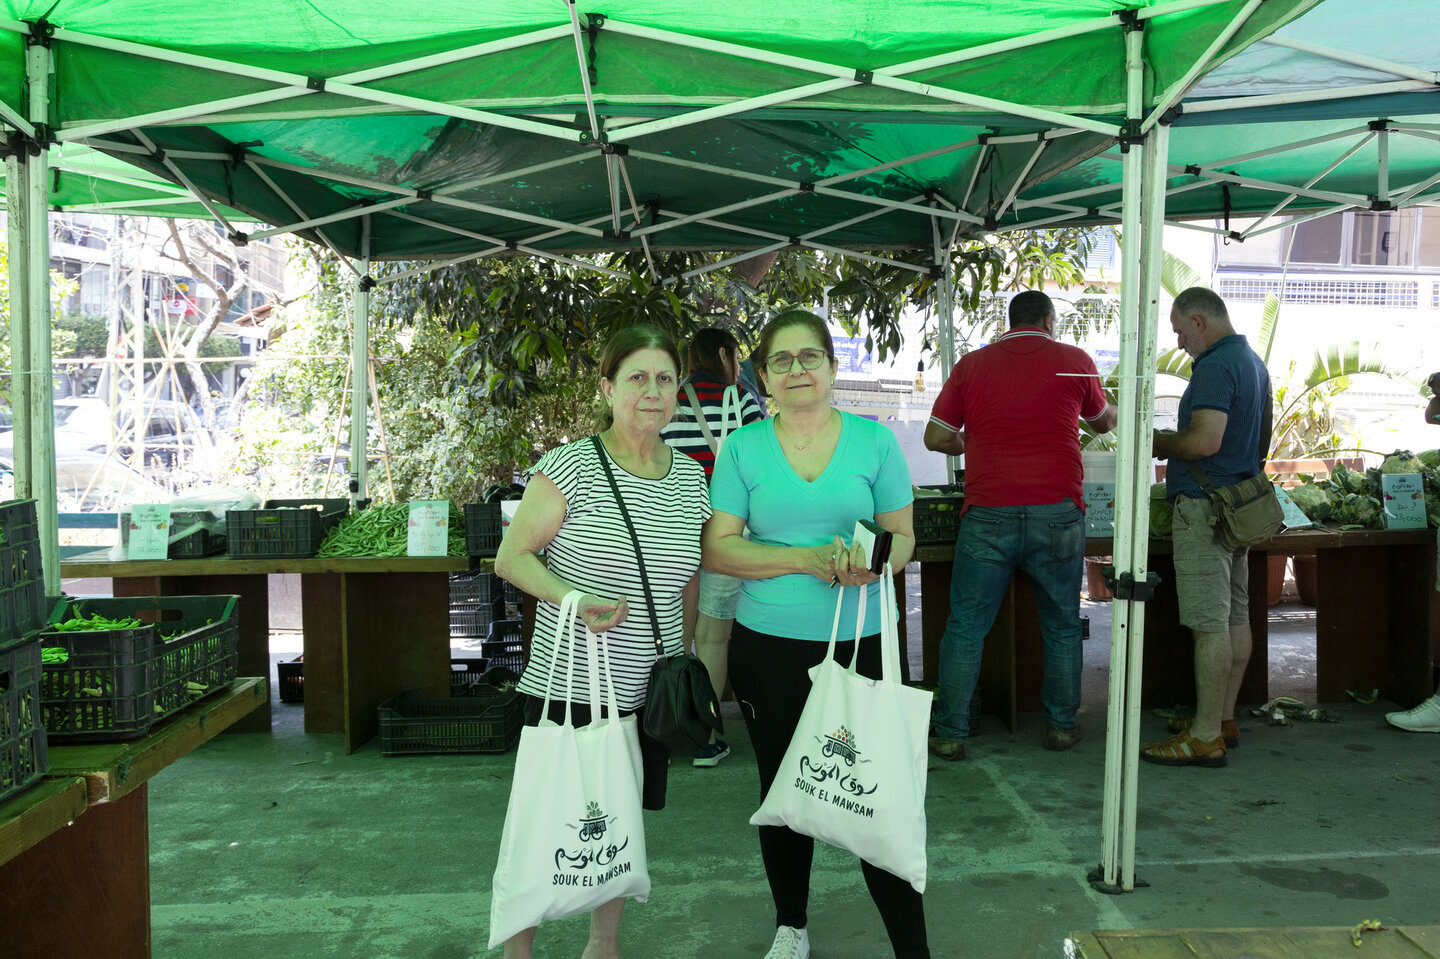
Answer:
[
  {"left": 0, "top": 782, "right": 150, "bottom": 959},
  {"left": 1387, "top": 538, "right": 1434, "bottom": 708},
  {"left": 47, "top": 677, "right": 267, "bottom": 804},
  {"left": 62, "top": 551, "right": 475, "bottom": 577},
  {"left": 1185, "top": 928, "right": 1313, "bottom": 958},
  {"left": 341, "top": 571, "right": 450, "bottom": 752},
  {"left": 0, "top": 777, "right": 89, "bottom": 868},
  {"left": 1397, "top": 926, "right": 1440, "bottom": 957},
  {"left": 1086, "top": 930, "right": 1200, "bottom": 959},
  {"left": 1317, "top": 545, "right": 1391, "bottom": 701},
  {"left": 1283, "top": 926, "right": 1430, "bottom": 958},
  {"left": 978, "top": 578, "right": 1018, "bottom": 733}
]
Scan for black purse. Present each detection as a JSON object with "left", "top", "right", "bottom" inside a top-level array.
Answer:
[{"left": 591, "top": 436, "right": 723, "bottom": 753}]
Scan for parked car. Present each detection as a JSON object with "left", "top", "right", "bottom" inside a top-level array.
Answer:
[
  {"left": 0, "top": 396, "right": 217, "bottom": 481},
  {"left": 0, "top": 449, "right": 170, "bottom": 512}
]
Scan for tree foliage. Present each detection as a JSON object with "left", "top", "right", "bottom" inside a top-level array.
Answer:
[{"left": 236, "top": 230, "right": 1097, "bottom": 498}]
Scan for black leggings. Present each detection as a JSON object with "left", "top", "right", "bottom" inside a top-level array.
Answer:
[{"left": 729, "top": 622, "right": 930, "bottom": 959}]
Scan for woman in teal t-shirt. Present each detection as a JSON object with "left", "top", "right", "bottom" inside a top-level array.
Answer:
[{"left": 702, "top": 310, "right": 927, "bottom": 959}]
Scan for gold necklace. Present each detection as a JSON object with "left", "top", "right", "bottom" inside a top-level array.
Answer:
[{"left": 776, "top": 411, "right": 833, "bottom": 451}]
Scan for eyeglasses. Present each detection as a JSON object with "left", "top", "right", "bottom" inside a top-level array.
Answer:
[{"left": 765, "top": 349, "right": 828, "bottom": 374}]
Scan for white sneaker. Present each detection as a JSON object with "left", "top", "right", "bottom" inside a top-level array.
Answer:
[
  {"left": 1386, "top": 694, "right": 1440, "bottom": 732},
  {"left": 763, "top": 925, "right": 809, "bottom": 959}
]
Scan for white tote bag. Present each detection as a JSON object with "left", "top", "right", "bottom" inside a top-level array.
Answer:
[
  {"left": 750, "top": 565, "right": 930, "bottom": 892},
  {"left": 488, "top": 592, "right": 651, "bottom": 949}
]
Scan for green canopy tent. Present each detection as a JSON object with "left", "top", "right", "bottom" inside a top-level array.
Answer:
[{"left": 2, "top": 0, "right": 1436, "bottom": 895}]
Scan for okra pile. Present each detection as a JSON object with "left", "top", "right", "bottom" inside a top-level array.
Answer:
[{"left": 316, "top": 502, "right": 467, "bottom": 557}]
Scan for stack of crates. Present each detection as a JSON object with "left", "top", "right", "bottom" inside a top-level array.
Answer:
[
  {"left": 449, "top": 568, "right": 524, "bottom": 673},
  {"left": 0, "top": 499, "right": 49, "bottom": 806}
]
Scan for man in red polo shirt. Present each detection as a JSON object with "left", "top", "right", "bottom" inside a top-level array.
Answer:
[{"left": 923, "top": 290, "right": 1117, "bottom": 760}]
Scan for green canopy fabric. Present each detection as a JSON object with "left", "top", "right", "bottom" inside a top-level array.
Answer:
[{"left": 9, "top": 0, "right": 1409, "bottom": 259}]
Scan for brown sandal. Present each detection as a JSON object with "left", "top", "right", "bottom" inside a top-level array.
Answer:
[
  {"left": 1141, "top": 731, "right": 1227, "bottom": 767},
  {"left": 1167, "top": 716, "right": 1240, "bottom": 748}
]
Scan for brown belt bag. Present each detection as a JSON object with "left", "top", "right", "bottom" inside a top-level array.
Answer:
[{"left": 1185, "top": 462, "right": 1284, "bottom": 549}]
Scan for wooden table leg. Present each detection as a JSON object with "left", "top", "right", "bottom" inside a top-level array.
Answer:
[
  {"left": 1384, "top": 539, "right": 1431, "bottom": 709},
  {"left": 341, "top": 571, "right": 450, "bottom": 753},
  {"left": 919, "top": 559, "right": 952, "bottom": 686},
  {"left": 1316, "top": 545, "right": 1391, "bottom": 702},
  {"left": 110, "top": 574, "right": 271, "bottom": 734},
  {"left": 300, "top": 573, "right": 344, "bottom": 735},
  {"left": 0, "top": 783, "right": 150, "bottom": 958}
]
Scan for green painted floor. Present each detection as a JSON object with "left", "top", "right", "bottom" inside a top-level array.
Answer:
[{"left": 146, "top": 631, "right": 1440, "bottom": 959}]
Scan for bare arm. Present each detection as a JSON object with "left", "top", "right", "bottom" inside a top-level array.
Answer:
[
  {"left": 1084, "top": 402, "right": 1119, "bottom": 434},
  {"left": 923, "top": 420, "right": 966, "bottom": 456},
  {"left": 494, "top": 474, "right": 630, "bottom": 633},
  {"left": 1153, "top": 408, "right": 1228, "bottom": 461},
  {"left": 701, "top": 509, "right": 838, "bottom": 583}
]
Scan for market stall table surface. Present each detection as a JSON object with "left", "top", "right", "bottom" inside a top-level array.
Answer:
[
  {"left": 60, "top": 553, "right": 476, "bottom": 752},
  {"left": 913, "top": 526, "right": 1438, "bottom": 731},
  {"left": 0, "top": 677, "right": 267, "bottom": 959}
]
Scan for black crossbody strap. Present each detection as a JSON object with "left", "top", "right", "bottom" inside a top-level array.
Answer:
[
  {"left": 1184, "top": 459, "right": 1219, "bottom": 495},
  {"left": 591, "top": 435, "right": 665, "bottom": 660}
]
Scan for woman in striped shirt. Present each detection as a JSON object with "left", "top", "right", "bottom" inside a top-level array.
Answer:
[
  {"left": 661, "top": 327, "right": 764, "bottom": 767},
  {"left": 494, "top": 325, "right": 710, "bottom": 959}
]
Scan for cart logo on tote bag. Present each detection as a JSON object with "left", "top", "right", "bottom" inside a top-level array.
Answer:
[
  {"left": 793, "top": 724, "right": 878, "bottom": 816},
  {"left": 553, "top": 800, "right": 637, "bottom": 887}
]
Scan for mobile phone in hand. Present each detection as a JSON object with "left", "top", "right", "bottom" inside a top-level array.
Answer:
[{"left": 851, "top": 519, "right": 894, "bottom": 574}]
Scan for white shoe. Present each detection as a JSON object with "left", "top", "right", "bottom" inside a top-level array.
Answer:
[
  {"left": 763, "top": 925, "right": 809, "bottom": 959},
  {"left": 1386, "top": 694, "right": 1440, "bottom": 732}
]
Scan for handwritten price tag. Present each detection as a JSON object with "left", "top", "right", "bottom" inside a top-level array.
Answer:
[{"left": 128, "top": 503, "right": 172, "bottom": 560}]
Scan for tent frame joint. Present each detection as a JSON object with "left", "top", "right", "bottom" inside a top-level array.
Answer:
[
  {"left": 1117, "top": 118, "right": 1145, "bottom": 151},
  {"left": 228, "top": 230, "right": 249, "bottom": 245},
  {"left": 1116, "top": 9, "right": 1143, "bottom": 32},
  {"left": 1368, "top": 118, "right": 1391, "bottom": 131},
  {"left": 358, "top": 274, "right": 377, "bottom": 292},
  {"left": 853, "top": 68, "right": 874, "bottom": 84},
  {"left": 306, "top": 76, "right": 326, "bottom": 93},
  {"left": 1369, "top": 197, "right": 1395, "bottom": 211},
  {"left": 599, "top": 141, "right": 629, "bottom": 157},
  {"left": 603, "top": 228, "right": 631, "bottom": 241},
  {"left": 22, "top": 18, "right": 55, "bottom": 48},
  {"left": 1105, "top": 567, "right": 1161, "bottom": 602}
]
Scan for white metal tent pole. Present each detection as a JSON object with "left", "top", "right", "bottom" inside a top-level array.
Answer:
[
  {"left": 349, "top": 218, "right": 371, "bottom": 507},
  {"left": 5, "top": 152, "right": 30, "bottom": 493},
  {"left": 1097, "top": 21, "right": 1147, "bottom": 895},
  {"left": 1119, "top": 117, "right": 1169, "bottom": 891},
  {"left": 23, "top": 36, "right": 59, "bottom": 593},
  {"left": 930, "top": 213, "right": 957, "bottom": 484}
]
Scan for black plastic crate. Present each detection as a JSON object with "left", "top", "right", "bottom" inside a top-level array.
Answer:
[
  {"left": 168, "top": 526, "right": 227, "bottom": 558},
  {"left": 227, "top": 498, "right": 349, "bottom": 559},
  {"left": 0, "top": 634, "right": 49, "bottom": 806},
  {"left": 450, "top": 568, "right": 504, "bottom": 607},
  {"left": 378, "top": 686, "right": 523, "bottom": 756},
  {"left": 450, "top": 658, "right": 488, "bottom": 696},
  {"left": 0, "top": 500, "right": 45, "bottom": 640},
  {"left": 487, "top": 619, "right": 523, "bottom": 645},
  {"left": 464, "top": 502, "right": 502, "bottom": 557},
  {"left": 502, "top": 577, "right": 522, "bottom": 607},
  {"left": 40, "top": 595, "right": 239, "bottom": 741},
  {"left": 39, "top": 609, "right": 156, "bottom": 741},
  {"left": 277, "top": 656, "right": 304, "bottom": 703},
  {"left": 912, "top": 484, "right": 965, "bottom": 546},
  {"left": 450, "top": 604, "right": 496, "bottom": 639}
]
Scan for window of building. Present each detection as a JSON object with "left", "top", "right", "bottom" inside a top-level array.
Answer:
[{"left": 1216, "top": 207, "right": 1440, "bottom": 273}]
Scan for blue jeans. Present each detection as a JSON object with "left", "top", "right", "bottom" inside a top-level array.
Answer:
[{"left": 933, "top": 501, "right": 1085, "bottom": 740}]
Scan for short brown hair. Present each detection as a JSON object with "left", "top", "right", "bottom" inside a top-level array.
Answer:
[{"left": 596, "top": 326, "right": 682, "bottom": 429}]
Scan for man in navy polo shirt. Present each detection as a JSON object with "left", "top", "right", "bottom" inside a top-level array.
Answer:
[
  {"left": 924, "top": 290, "right": 1116, "bottom": 760},
  {"left": 1144, "top": 286, "right": 1271, "bottom": 768}
]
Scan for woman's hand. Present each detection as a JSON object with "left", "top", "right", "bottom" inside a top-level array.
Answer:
[
  {"left": 578, "top": 594, "right": 630, "bottom": 633},
  {"left": 802, "top": 542, "right": 840, "bottom": 584},
  {"left": 831, "top": 535, "right": 880, "bottom": 588}
]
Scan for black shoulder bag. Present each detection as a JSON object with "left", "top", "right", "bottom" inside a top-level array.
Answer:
[{"left": 591, "top": 435, "right": 723, "bottom": 753}]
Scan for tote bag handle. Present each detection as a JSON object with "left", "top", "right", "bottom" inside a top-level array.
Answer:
[
  {"left": 821, "top": 561, "right": 899, "bottom": 684},
  {"left": 538, "top": 590, "right": 623, "bottom": 728}
]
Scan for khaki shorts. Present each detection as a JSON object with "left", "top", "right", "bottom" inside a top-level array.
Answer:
[{"left": 1172, "top": 494, "right": 1250, "bottom": 633}]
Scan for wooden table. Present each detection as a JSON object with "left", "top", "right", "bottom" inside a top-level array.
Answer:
[
  {"left": 0, "top": 678, "right": 266, "bottom": 958},
  {"left": 915, "top": 527, "right": 1437, "bottom": 731},
  {"left": 60, "top": 554, "right": 474, "bottom": 752}
]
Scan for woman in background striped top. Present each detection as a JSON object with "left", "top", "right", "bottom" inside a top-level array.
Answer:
[{"left": 661, "top": 328, "right": 765, "bottom": 767}]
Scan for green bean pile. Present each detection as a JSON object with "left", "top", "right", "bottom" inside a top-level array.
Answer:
[{"left": 316, "top": 502, "right": 467, "bottom": 557}]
